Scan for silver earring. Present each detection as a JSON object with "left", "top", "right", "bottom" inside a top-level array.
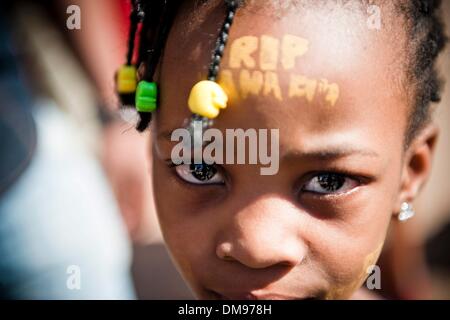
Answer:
[{"left": 398, "top": 202, "right": 415, "bottom": 222}]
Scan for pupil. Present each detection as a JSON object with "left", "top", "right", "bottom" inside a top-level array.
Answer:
[
  {"left": 318, "top": 173, "right": 344, "bottom": 191},
  {"left": 190, "top": 163, "right": 217, "bottom": 181}
]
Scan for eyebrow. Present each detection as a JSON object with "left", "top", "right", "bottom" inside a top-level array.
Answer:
[{"left": 283, "top": 145, "right": 380, "bottom": 161}]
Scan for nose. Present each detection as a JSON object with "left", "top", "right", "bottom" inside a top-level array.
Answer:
[{"left": 215, "top": 197, "right": 307, "bottom": 269}]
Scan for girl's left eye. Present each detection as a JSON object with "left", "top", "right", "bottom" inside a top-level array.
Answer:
[
  {"left": 302, "top": 172, "right": 360, "bottom": 195},
  {"left": 175, "top": 163, "right": 225, "bottom": 185}
]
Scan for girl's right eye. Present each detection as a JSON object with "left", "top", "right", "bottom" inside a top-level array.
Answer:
[
  {"left": 174, "top": 163, "right": 225, "bottom": 185},
  {"left": 301, "top": 172, "right": 360, "bottom": 196}
]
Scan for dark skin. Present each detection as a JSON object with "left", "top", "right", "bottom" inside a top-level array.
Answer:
[{"left": 149, "top": 1, "right": 438, "bottom": 299}]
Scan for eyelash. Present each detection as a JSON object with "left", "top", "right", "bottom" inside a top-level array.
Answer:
[
  {"left": 299, "top": 172, "right": 363, "bottom": 197},
  {"left": 168, "top": 162, "right": 225, "bottom": 186}
]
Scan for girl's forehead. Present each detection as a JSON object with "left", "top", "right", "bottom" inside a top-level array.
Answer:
[
  {"left": 165, "top": 0, "right": 405, "bottom": 84},
  {"left": 156, "top": 0, "right": 407, "bottom": 142}
]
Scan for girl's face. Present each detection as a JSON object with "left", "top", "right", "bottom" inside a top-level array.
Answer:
[{"left": 150, "top": 1, "right": 435, "bottom": 299}]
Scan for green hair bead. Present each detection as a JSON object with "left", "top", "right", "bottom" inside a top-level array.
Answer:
[{"left": 135, "top": 81, "right": 158, "bottom": 112}]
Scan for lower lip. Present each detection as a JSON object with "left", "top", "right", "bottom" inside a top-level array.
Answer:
[
  {"left": 208, "top": 290, "right": 316, "bottom": 300},
  {"left": 209, "top": 290, "right": 257, "bottom": 300}
]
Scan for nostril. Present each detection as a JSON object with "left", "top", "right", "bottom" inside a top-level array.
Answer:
[
  {"left": 216, "top": 239, "right": 306, "bottom": 269},
  {"left": 278, "top": 261, "right": 295, "bottom": 267},
  {"left": 274, "top": 259, "right": 302, "bottom": 271}
]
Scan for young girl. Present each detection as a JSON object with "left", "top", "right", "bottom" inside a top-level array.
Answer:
[{"left": 116, "top": 0, "right": 447, "bottom": 299}]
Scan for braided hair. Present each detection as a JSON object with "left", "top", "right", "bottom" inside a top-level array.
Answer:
[
  {"left": 400, "top": 0, "right": 448, "bottom": 146},
  {"left": 119, "top": 0, "right": 447, "bottom": 145},
  {"left": 208, "top": 1, "right": 239, "bottom": 81}
]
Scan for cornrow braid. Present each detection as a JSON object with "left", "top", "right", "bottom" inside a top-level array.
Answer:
[
  {"left": 185, "top": 0, "right": 241, "bottom": 134},
  {"left": 208, "top": 1, "right": 239, "bottom": 81},
  {"left": 117, "top": 0, "right": 144, "bottom": 107},
  {"left": 136, "top": 0, "right": 180, "bottom": 132},
  {"left": 126, "top": 0, "right": 144, "bottom": 66},
  {"left": 131, "top": 0, "right": 240, "bottom": 132}
]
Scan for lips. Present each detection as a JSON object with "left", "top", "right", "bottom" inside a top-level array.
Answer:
[
  {"left": 209, "top": 289, "right": 316, "bottom": 300},
  {"left": 211, "top": 291, "right": 257, "bottom": 300},
  {"left": 200, "top": 265, "right": 322, "bottom": 300}
]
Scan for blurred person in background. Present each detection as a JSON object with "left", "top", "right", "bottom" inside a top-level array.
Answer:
[
  {"left": 54, "top": 0, "right": 192, "bottom": 298},
  {"left": 0, "top": 2, "right": 135, "bottom": 299},
  {"left": 0, "top": 0, "right": 190, "bottom": 300}
]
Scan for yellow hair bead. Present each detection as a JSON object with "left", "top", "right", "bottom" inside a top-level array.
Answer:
[
  {"left": 117, "top": 65, "right": 137, "bottom": 94},
  {"left": 188, "top": 80, "right": 228, "bottom": 119}
]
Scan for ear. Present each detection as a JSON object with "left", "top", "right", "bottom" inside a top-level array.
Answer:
[{"left": 395, "top": 123, "right": 439, "bottom": 215}]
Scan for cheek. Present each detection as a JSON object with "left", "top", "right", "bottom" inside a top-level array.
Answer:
[
  {"left": 151, "top": 158, "right": 216, "bottom": 286},
  {"left": 330, "top": 157, "right": 403, "bottom": 297},
  {"left": 305, "top": 184, "right": 394, "bottom": 298},
  {"left": 308, "top": 232, "right": 382, "bottom": 299},
  {"left": 308, "top": 218, "right": 384, "bottom": 299},
  {"left": 324, "top": 241, "right": 384, "bottom": 299}
]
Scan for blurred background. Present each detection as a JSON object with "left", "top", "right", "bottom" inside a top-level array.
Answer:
[{"left": 0, "top": 0, "right": 448, "bottom": 300}]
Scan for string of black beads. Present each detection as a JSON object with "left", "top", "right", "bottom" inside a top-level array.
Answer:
[{"left": 207, "top": 1, "right": 239, "bottom": 81}]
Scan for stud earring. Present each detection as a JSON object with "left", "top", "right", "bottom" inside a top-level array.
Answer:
[{"left": 398, "top": 202, "right": 415, "bottom": 222}]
